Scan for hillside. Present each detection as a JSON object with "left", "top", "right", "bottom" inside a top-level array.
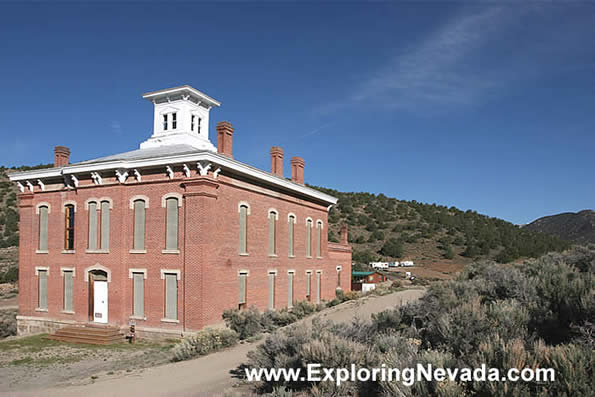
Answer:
[
  {"left": 525, "top": 210, "right": 595, "bottom": 244},
  {"left": 312, "top": 186, "right": 571, "bottom": 266}
]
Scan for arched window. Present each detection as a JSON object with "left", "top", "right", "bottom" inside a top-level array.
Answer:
[
  {"left": 64, "top": 204, "right": 75, "bottom": 250},
  {"left": 239, "top": 204, "right": 249, "bottom": 254},
  {"left": 288, "top": 214, "right": 296, "bottom": 257},
  {"left": 306, "top": 219, "right": 313, "bottom": 257},
  {"left": 100, "top": 200, "right": 110, "bottom": 250},
  {"left": 38, "top": 205, "right": 49, "bottom": 252},
  {"left": 88, "top": 201, "right": 98, "bottom": 250},
  {"left": 133, "top": 199, "right": 146, "bottom": 251},
  {"left": 316, "top": 220, "right": 323, "bottom": 258},
  {"left": 165, "top": 197, "right": 179, "bottom": 250},
  {"left": 268, "top": 210, "right": 278, "bottom": 256}
]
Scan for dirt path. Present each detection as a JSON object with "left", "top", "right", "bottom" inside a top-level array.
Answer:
[
  {"left": 10, "top": 289, "right": 425, "bottom": 397},
  {"left": 0, "top": 296, "right": 17, "bottom": 309}
]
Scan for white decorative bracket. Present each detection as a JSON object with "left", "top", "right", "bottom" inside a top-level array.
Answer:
[
  {"left": 213, "top": 168, "right": 222, "bottom": 179},
  {"left": 166, "top": 166, "right": 174, "bottom": 180},
  {"left": 197, "top": 161, "right": 211, "bottom": 176},
  {"left": 133, "top": 169, "right": 142, "bottom": 182},
  {"left": 26, "top": 181, "right": 34, "bottom": 192},
  {"left": 182, "top": 164, "right": 191, "bottom": 178},
  {"left": 115, "top": 169, "right": 128, "bottom": 184},
  {"left": 91, "top": 172, "right": 102, "bottom": 185},
  {"left": 37, "top": 179, "right": 45, "bottom": 191},
  {"left": 16, "top": 182, "right": 25, "bottom": 193},
  {"left": 70, "top": 175, "right": 79, "bottom": 188}
]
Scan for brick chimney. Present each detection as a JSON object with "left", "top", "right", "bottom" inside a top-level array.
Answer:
[
  {"left": 54, "top": 146, "right": 70, "bottom": 167},
  {"left": 290, "top": 157, "right": 305, "bottom": 184},
  {"left": 270, "top": 147, "right": 284, "bottom": 177},
  {"left": 340, "top": 224, "right": 348, "bottom": 245},
  {"left": 216, "top": 121, "right": 234, "bottom": 158}
]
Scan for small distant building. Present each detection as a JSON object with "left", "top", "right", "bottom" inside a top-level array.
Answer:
[
  {"left": 388, "top": 261, "right": 399, "bottom": 267},
  {"left": 351, "top": 271, "right": 387, "bottom": 293},
  {"left": 370, "top": 262, "right": 389, "bottom": 269},
  {"left": 400, "top": 261, "right": 415, "bottom": 267}
]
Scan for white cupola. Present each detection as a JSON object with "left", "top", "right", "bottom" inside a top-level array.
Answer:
[{"left": 140, "top": 85, "right": 221, "bottom": 151}]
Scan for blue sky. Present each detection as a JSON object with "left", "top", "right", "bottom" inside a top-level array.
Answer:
[{"left": 0, "top": 2, "right": 593, "bottom": 224}]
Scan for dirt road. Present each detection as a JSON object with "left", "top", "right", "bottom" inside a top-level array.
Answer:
[{"left": 11, "top": 288, "right": 425, "bottom": 397}]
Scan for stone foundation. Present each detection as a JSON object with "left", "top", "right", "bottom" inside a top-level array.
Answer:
[{"left": 16, "top": 315, "right": 186, "bottom": 341}]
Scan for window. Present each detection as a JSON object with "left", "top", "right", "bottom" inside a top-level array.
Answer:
[
  {"left": 100, "top": 200, "right": 110, "bottom": 250},
  {"left": 239, "top": 204, "right": 249, "bottom": 254},
  {"left": 133, "top": 272, "right": 144, "bottom": 317},
  {"left": 288, "top": 215, "right": 295, "bottom": 257},
  {"left": 316, "top": 221, "right": 323, "bottom": 258},
  {"left": 165, "top": 197, "right": 179, "bottom": 250},
  {"left": 316, "top": 271, "right": 322, "bottom": 304},
  {"left": 268, "top": 210, "right": 277, "bottom": 256},
  {"left": 63, "top": 270, "right": 73, "bottom": 312},
  {"left": 336, "top": 267, "right": 342, "bottom": 289},
  {"left": 306, "top": 219, "right": 313, "bottom": 257},
  {"left": 163, "top": 114, "right": 168, "bottom": 130},
  {"left": 88, "top": 201, "right": 98, "bottom": 250},
  {"left": 164, "top": 273, "right": 178, "bottom": 320},
  {"left": 288, "top": 271, "right": 295, "bottom": 308},
  {"left": 172, "top": 112, "right": 177, "bottom": 129},
  {"left": 197, "top": 117, "right": 202, "bottom": 134},
  {"left": 38, "top": 205, "right": 49, "bottom": 251},
  {"left": 64, "top": 204, "right": 75, "bottom": 250},
  {"left": 191, "top": 115, "right": 196, "bottom": 131},
  {"left": 306, "top": 271, "right": 312, "bottom": 301},
  {"left": 268, "top": 271, "right": 276, "bottom": 310},
  {"left": 38, "top": 269, "right": 48, "bottom": 310},
  {"left": 133, "top": 200, "right": 146, "bottom": 251},
  {"left": 238, "top": 272, "right": 248, "bottom": 309}
]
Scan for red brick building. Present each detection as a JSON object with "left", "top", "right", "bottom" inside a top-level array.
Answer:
[{"left": 9, "top": 85, "right": 351, "bottom": 338}]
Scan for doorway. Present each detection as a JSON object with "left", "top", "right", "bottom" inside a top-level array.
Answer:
[{"left": 88, "top": 270, "right": 108, "bottom": 323}]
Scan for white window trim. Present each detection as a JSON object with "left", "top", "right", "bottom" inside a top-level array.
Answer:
[
  {"left": 161, "top": 193, "right": 183, "bottom": 208},
  {"left": 316, "top": 220, "right": 324, "bottom": 229},
  {"left": 84, "top": 198, "right": 99, "bottom": 210},
  {"left": 268, "top": 209, "right": 279, "bottom": 220},
  {"left": 62, "top": 200, "right": 77, "bottom": 213},
  {"left": 60, "top": 267, "right": 75, "bottom": 277},
  {"left": 129, "top": 268, "right": 148, "bottom": 279},
  {"left": 288, "top": 269, "right": 296, "bottom": 275},
  {"left": 336, "top": 266, "right": 342, "bottom": 271},
  {"left": 316, "top": 270, "right": 323, "bottom": 274},
  {"left": 267, "top": 269, "right": 278, "bottom": 275},
  {"left": 305, "top": 217, "right": 313, "bottom": 224},
  {"left": 98, "top": 197, "right": 114, "bottom": 209},
  {"left": 305, "top": 270, "right": 312, "bottom": 275},
  {"left": 35, "top": 202, "right": 51, "bottom": 214},
  {"left": 238, "top": 269, "right": 250, "bottom": 276},
  {"left": 160, "top": 269, "right": 181, "bottom": 280},
  {"left": 287, "top": 213, "right": 297, "bottom": 223},
  {"left": 84, "top": 264, "right": 112, "bottom": 282},
  {"left": 35, "top": 266, "right": 49, "bottom": 276},
  {"left": 238, "top": 201, "right": 251, "bottom": 215},
  {"left": 129, "top": 195, "right": 150, "bottom": 209}
]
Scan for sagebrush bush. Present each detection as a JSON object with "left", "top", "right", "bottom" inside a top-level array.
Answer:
[
  {"left": 222, "top": 306, "right": 263, "bottom": 339},
  {"left": 245, "top": 247, "right": 594, "bottom": 396},
  {"left": 0, "top": 309, "right": 17, "bottom": 338},
  {"left": 171, "top": 328, "right": 238, "bottom": 361},
  {"left": 291, "top": 300, "right": 317, "bottom": 319}
]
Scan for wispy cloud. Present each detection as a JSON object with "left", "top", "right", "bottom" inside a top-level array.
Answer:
[
  {"left": 111, "top": 120, "right": 122, "bottom": 134},
  {"left": 320, "top": 5, "right": 534, "bottom": 114}
]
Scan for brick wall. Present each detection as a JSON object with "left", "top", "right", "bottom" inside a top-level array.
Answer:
[{"left": 17, "top": 166, "right": 351, "bottom": 334}]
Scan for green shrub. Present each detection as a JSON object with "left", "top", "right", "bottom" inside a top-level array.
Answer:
[
  {"left": 0, "top": 309, "right": 17, "bottom": 338},
  {"left": 222, "top": 306, "right": 263, "bottom": 339},
  {"left": 291, "top": 300, "right": 317, "bottom": 319},
  {"left": 171, "top": 328, "right": 238, "bottom": 361},
  {"left": 0, "top": 266, "right": 18, "bottom": 283}
]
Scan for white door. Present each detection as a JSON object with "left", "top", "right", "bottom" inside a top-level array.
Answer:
[{"left": 93, "top": 281, "right": 108, "bottom": 323}]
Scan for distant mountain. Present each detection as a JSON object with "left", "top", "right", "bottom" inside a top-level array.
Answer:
[{"left": 525, "top": 210, "right": 595, "bottom": 244}]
